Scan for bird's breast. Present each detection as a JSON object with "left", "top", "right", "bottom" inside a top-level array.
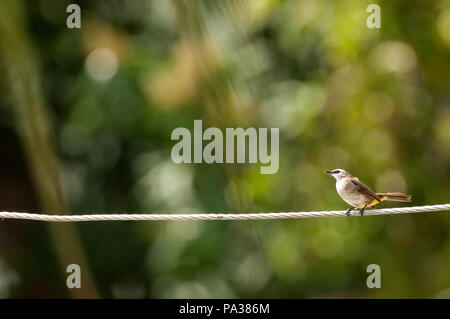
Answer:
[{"left": 336, "top": 178, "right": 368, "bottom": 208}]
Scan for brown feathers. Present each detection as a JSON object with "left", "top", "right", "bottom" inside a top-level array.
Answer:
[{"left": 376, "top": 192, "right": 412, "bottom": 202}]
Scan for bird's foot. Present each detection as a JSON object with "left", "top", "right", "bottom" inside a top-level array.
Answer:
[
  {"left": 346, "top": 207, "right": 353, "bottom": 217},
  {"left": 360, "top": 205, "right": 367, "bottom": 216}
]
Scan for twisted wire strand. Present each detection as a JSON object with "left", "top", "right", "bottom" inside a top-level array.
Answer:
[{"left": 0, "top": 204, "right": 449, "bottom": 222}]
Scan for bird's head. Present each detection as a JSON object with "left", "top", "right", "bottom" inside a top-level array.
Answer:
[{"left": 325, "top": 168, "right": 352, "bottom": 181}]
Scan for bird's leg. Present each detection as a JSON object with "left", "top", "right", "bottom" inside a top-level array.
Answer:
[
  {"left": 346, "top": 207, "right": 354, "bottom": 216},
  {"left": 360, "top": 204, "right": 367, "bottom": 216}
]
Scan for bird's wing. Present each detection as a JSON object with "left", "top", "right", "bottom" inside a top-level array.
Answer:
[{"left": 350, "top": 178, "right": 381, "bottom": 203}]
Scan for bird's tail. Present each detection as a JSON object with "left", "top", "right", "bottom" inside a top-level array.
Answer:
[{"left": 376, "top": 192, "right": 411, "bottom": 202}]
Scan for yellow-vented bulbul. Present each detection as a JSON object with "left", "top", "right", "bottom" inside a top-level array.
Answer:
[{"left": 326, "top": 169, "right": 411, "bottom": 216}]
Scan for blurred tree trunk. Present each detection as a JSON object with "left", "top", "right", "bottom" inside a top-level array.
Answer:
[{"left": 0, "top": 0, "right": 99, "bottom": 298}]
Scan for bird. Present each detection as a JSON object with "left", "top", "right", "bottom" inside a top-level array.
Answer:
[{"left": 326, "top": 169, "right": 411, "bottom": 216}]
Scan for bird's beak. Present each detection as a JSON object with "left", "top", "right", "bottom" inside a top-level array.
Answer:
[{"left": 325, "top": 170, "right": 333, "bottom": 174}]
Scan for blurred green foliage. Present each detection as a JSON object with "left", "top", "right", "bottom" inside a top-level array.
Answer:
[{"left": 0, "top": 0, "right": 450, "bottom": 298}]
